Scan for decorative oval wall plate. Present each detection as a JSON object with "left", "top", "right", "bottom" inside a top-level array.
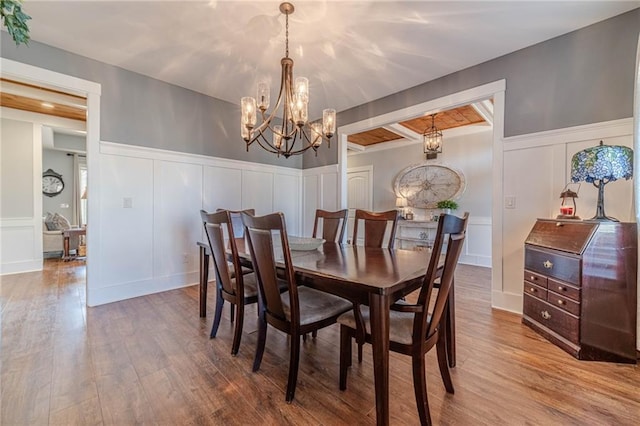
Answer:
[{"left": 394, "top": 163, "right": 466, "bottom": 208}]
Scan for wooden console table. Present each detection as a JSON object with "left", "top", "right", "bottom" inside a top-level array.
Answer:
[{"left": 62, "top": 228, "right": 86, "bottom": 261}]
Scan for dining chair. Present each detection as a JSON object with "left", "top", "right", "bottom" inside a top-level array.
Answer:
[
  {"left": 200, "top": 209, "right": 258, "bottom": 355},
  {"left": 352, "top": 209, "right": 399, "bottom": 249},
  {"left": 242, "top": 211, "right": 353, "bottom": 402},
  {"left": 312, "top": 209, "right": 348, "bottom": 243},
  {"left": 337, "top": 213, "right": 469, "bottom": 425}
]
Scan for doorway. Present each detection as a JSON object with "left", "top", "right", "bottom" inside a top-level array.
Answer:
[
  {"left": 336, "top": 80, "right": 507, "bottom": 309},
  {"left": 1, "top": 58, "right": 101, "bottom": 305}
]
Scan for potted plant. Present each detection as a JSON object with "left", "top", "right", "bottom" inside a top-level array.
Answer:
[
  {"left": 436, "top": 200, "right": 458, "bottom": 215},
  {"left": 1, "top": 0, "right": 31, "bottom": 46}
]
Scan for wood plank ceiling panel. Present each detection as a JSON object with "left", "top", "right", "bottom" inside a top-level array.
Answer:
[
  {"left": 347, "top": 127, "right": 404, "bottom": 146},
  {"left": 0, "top": 93, "right": 87, "bottom": 121},
  {"left": 0, "top": 78, "right": 86, "bottom": 122},
  {"left": 399, "top": 105, "right": 485, "bottom": 134}
]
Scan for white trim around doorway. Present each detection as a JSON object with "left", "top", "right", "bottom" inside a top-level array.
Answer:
[
  {"left": 336, "top": 80, "right": 507, "bottom": 310},
  {"left": 0, "top": 58, "right": 101, "bottom": 305}
]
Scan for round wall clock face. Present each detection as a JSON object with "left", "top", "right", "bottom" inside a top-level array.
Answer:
[
  {"left": 42, "top": 169, "right": 64, "bottom": 197},
  {"left": 394, "top": 163, "right": 466, "bottom": 209}
]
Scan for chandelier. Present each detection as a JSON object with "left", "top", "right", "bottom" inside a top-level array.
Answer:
[
  {"left": 423, "top": 113, "right": 443, "bottom": 159},
  {"left": 240, "top": 2, "right": 336, "bottom": 158}
]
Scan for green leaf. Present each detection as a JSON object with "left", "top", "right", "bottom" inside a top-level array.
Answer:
[{"left": 1, "top": 0, "right": 31, "bottom": 46}]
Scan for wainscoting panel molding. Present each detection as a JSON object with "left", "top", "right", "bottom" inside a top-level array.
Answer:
[{"left": 91, "top": 141, "right": 322, "bottom": 306}]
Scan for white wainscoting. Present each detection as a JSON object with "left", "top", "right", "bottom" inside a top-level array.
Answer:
[
  {"left": 91, "top": 142, "right": 326, "bottom": 306},
  {"left": 0, "top": 121, "right": 43, "bottom": 276},
  {"left": 459, "top": 216, "right": 492, "bottom": 267},
  {"left": 301, "top": 165, "right": 340, "bottom": 237},
  {"left": 498, "top": 118, "right": 634, "bottom": 315}
]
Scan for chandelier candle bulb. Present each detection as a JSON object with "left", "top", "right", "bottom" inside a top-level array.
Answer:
[
  {"left": 311, "top": 122, "right": 323, "bottom": 147},
  {"left": 257, "top": 82, "right": 270, "bottom": 110},
  {"left": 274, "top": 125, "right": 283, "bottom": 150},
  {"left": 241, "top": 97, "right": 257, "bottom": 130},
  {"left": 323, "top": 108, "right": 336, "bottom": 137},
  {"left": 295, "top": 77, "right": 309, "bottom": 102}
]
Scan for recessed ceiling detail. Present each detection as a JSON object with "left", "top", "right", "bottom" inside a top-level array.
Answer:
[
  {"left": 348, "top": 127, "right": 404, "bottom": 146},
  {"left": 348, "top": 104, "right": 490, "bottom": 150},
  {"left": 399, "top": 105, "right": 486, "bottom": 135}
]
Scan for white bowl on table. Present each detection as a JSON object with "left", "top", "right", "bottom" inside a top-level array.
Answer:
[{"left": 288, "top": 236, "right": 325, "bottom": 251}]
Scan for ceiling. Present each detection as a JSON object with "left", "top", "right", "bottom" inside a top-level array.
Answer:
[
  {"left": 21, "top": 1, "right": 639, "bottom": 123},
  {"left": 347, "top": 103, "right": 492, "bottom": 151}
]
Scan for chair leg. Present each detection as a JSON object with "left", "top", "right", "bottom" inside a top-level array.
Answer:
[
  {"left": 230, "top": 304, "right": 235, "bottom": 323},
  {"left": 436, "top": 330, "right": 454, "bottom": 394},
  {"left": 412, "top": 353, "right": 432, "bottom": 426},
  {"left": 230, "top": 303, "right": 243, "bottom": 356},
  {"left": 252, "top": 313, "right": 267, "bottom": 372},
  {"left": 358, "top": 342, "right": 363, "bottom": 363},
  {"left": 285, "top": 334, "right": 301, "bottom": 402},
  {"left": 312, "top": 330, "right": 317, "bottom": 338},
  {"left": 339, "top": 325, "right": 352, "bottom": 391},
  {"left": 446, "top": 278, "right": 456, "bottom": 368},
  {"left": 210, "top": 288, "right": 224, "bottom": 339}
]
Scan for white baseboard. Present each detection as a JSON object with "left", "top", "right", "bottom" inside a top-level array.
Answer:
[
  {"left": 0, "top": 259, "right": 43, "bottom": 275},
  {"left": 459, "top": 255, "right": 492, "bottom": 268},
  {"left": 87, "top": 271, "right": 199, "bottom": 307},
  {"left": 491, "top": 290, "right": 523, "bottom": 314}
]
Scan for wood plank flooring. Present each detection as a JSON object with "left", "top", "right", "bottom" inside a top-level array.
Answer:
[{"left": 2, "top": 259, "right": 639, "bottom": 425}]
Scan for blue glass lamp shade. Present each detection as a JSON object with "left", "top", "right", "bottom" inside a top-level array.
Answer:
[{"left": 570, "top": 141, "right": 633, "bottom": 221}]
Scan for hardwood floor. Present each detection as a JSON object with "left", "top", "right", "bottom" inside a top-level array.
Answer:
[{"left": 2, "top": 259, "right": 639, "bottom": 425}]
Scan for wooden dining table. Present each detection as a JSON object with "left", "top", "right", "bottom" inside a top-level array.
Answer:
[{"left": 197, "top": 240, "right": 450, "bottom": 425}]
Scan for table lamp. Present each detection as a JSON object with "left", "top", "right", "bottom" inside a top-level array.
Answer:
[
  {"left": 570, "top": 140, "right": 633, "bottom": 221},
  {"left": 395, "top": 196, "right": 408, "bottom": 219}
]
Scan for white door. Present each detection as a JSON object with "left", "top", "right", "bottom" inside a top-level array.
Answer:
[{"left": 347, "top": 166, "right": 373, "bottom": 243}]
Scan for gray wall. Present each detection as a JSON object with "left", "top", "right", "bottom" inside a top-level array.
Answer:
[
  {"left": 53, "top": 133, "right": 85, "bottom": 152},
  {"left": 304, "top": 8, "right": 640, "bottom": 169},
  {"left": 1, "top": 118, "right": 33, "bottom": 218},
  {"left": 42, "top": 149, "right": 74, "bottom": 220},
  {"left": 3, "top": 8, "right": 638, "bottom": 171},
  {"left": 0, "top": 36, "right": 302, "bottom": 169},
  {"left": 347, "top": 129, "right": 493, "bottom": 218}
]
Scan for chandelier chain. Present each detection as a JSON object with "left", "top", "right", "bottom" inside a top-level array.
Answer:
[{"left": 285, "top": 11, "right": 289, "bottom": 58}]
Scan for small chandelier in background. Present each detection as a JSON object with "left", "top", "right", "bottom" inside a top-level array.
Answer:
[
  {"left": 423, "top": 113, "right": 443, "bottom": 160},
  {"left": 240, "top": 2, "right": 336, "bottom": 158}
]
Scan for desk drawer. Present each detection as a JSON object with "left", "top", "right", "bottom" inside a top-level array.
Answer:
[
  {"left": 547, "top": 291, "right": 580, "bottom": 316},
  {"left": 548, "top": 278, "right": 580, "bottom": 302},
  {"left": 523, "top": 294, "right": 579, "bottom": 344},
  {"left": 524, "top": 270, "right": 547, "bottom": 288},
  {"left": 524, "top": 247, "right": 580, "bottom": 285},
  {"left": 524, "top": 282, "right": 547, "bottom": 301}
]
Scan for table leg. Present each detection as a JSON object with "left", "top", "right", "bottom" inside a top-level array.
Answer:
[
  {"left": 446, "top": 277, "right": 456, "bottom": 367},
  {"left": 369, "top": 293, "right": 390, "bottom": 426},
  {"left": 199, "top": 245, "right": 209, "bottom": 318},
  {"left": 63, "top": 235, "right": 70, "bottom": 261}
]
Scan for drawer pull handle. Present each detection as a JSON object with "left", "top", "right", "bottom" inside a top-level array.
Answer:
[
  {"left": 558, "top": 286, "right": 565, "bottom": 292},
  {"left": 530, "top": 275, "right": 536, "bottom": 281},
  {"left": 557, "top": 299, "right": 565, "bottom": 305},
  {"left": 530, "top": 287, "right": 536, "bottom": 293},
  {"left": 541, "top": 310, "right": 551, "bottom": 320},
  {"left": 543, "top": 260, "right": 553, "bottom": 269}
]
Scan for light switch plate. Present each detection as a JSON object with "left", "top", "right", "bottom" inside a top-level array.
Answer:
[
  {"left": 505, "top": 196, "right": 516, "bottom": 209},
  {"left": 123, "top": 197, "right": 133, "bottom": 208}
]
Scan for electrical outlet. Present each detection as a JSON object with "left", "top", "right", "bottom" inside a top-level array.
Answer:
[
  {"left": 123, "top": 197, "right": 133, "bottom": 209},
  {"left": 182, "top": 253, "right": 189, "bottom": 264}
]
